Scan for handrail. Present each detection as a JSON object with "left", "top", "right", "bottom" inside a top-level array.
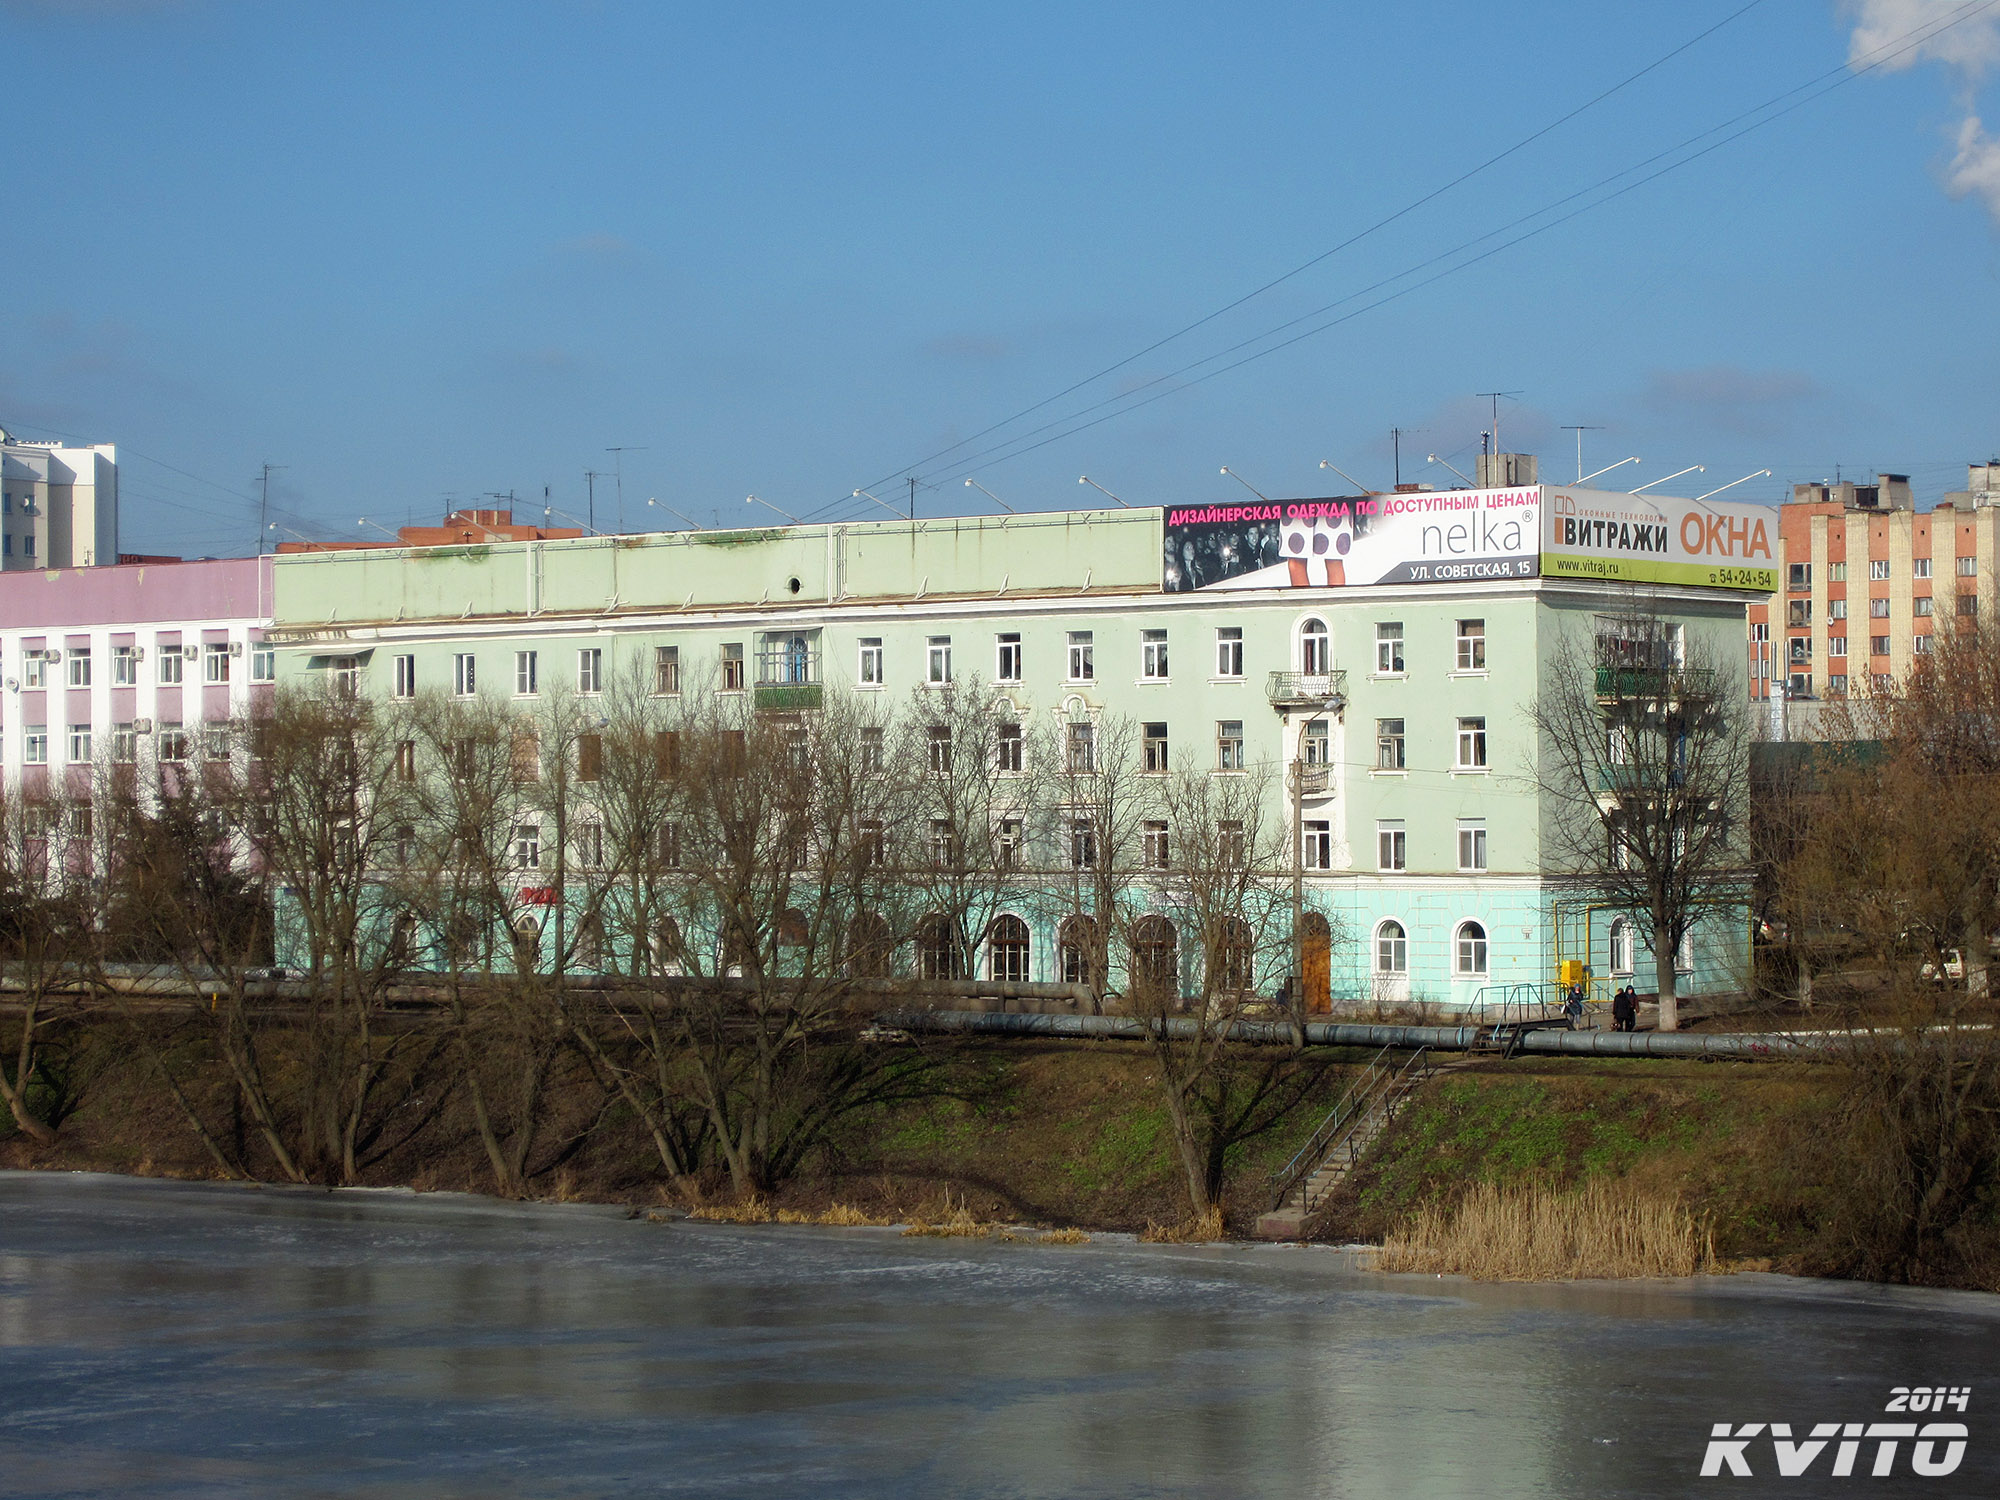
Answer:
[
  {"left": 1294, "top": 1045, "right": 1432, "bottom": 1214},
  {"left": 1268, "top": 1044, "right": 1393, "bottom": 1202}
]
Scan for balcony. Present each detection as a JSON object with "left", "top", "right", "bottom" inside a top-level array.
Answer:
[
  {"left": 753, "top": 644, "right": 822, "bottom": 712},
  {"left": 1593, "top": 666, "right": 1716, "bottom": 703},
  {"left": 1294, "top": 764, "right": 1333, "bottom": 796},
  {"left": 1266, "top": 669, "right": 1347, "bottom": 711}
]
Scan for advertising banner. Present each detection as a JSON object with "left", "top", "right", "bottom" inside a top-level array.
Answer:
[
  {"left": 1162, "top": 488, "right": 1541, "bottom": 593},
  {"left": 1542, "top": 485, "right": 1776, "bottom": 593}
]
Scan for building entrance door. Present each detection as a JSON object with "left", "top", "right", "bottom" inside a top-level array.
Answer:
[{"left": 1301, "top": 912, "right": 1331, "bottom": 1014}]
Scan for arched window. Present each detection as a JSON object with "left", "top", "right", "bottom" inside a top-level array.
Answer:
[
  {"left": 1455, "top": 920, "right": 1488, "bottom": 976},
  {"left": 1299, "top": 618, "right": 1330, "bottom": 675},
  {"left": 917, "top": 913, "right": 965, "bottom": 980},
  {"left": 1058, "top": 913, "right": 1099, "bottom": 987},
  {"left": 511, "top": 914, "right": 542, "bottom": 971},
  {"left": 1215, "top": 915, "right": 1255, "bottom": 992},
  {"left": 988, "top": 914, "right": 1031, "bottom": 983},
  {"left": 1609, "top": 918, "right": 1633, "bottom": 976},
  {"left": 1131, "top": 914, "right": 1179, "bottom": 1002},
  {"left": 1375, "top": 919, "right": 1408, "bottom": 975},
  {"left": 845, "top": 912, "right": 892, "bottom": 978}
]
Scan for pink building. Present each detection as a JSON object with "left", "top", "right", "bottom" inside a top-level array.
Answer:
[{"left": 0, "top": 557, "right": 274, "bottom": 798}]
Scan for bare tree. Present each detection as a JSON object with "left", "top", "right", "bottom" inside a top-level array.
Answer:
[
  {"left": 1040, "top": 711, "right": 1157, "bottom": 1011},
  {"left": 1529, "top": 610, "right": 1751, "bottom": 1030}
]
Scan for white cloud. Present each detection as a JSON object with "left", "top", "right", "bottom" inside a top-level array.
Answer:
[
  {"left": 1945, "top": 112, "right": 2000, "bottom": 220},
  {"left": 1845, "top": 0, "right": 2000, "bottom": 76}
]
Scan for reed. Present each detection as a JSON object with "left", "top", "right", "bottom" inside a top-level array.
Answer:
[
  {"left": 689, "top": 1196, "right": 774, "bottom": 1223},
  {"left": 775, "top": 1203, "right": 891, "bottom": 1226},
  {"left": 1376, "top": 1180, "right": 1716, "bottom": 1280},
  {"left": 1139, "top": 1204, "right": 1225, "bottom": 1244}
]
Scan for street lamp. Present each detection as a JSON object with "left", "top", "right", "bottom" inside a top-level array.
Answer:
[
  {"left": 851, "top": 488, "right": 906, "bottom": 521},
  {"left": 1219, "top": 466, "right": 1271, "bottom": 502},
  {"left": 1427, "top": 453, "right": 1474, "bottom": 486},
  {"left": 1317, "top": 458, "right": 1373, "bottom": 494},
  {"left": 746, "top": 494, "right": 801, "bottom": 525},
  {"left": 1576, "top": 457, "right": 1640, "bottom": 485},
  {"left": 963, "top": 478, "right": 1018, "bottom": 513},
  {"left": 645, "top": 498, "right": 703, "bottom": 530},
  {"left": 1630, "top": 466, "right": 1704, "bottom": 495},
  {"left": 1693, "top": 469, "right": 1772, "bottom": 502},
  {"left": 1077, "top": 475, "right": 1132, "bottom": 508}
]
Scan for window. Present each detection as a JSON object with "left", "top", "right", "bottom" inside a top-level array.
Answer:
[
  {"left": 996, "top": 818, "right": 1023, "bottom": 868},
  {"left": 1303, "top": 819, "right": 1333, "bottom": 870},
  {"left": 1787, "top": 600, "right": 1811, "bottom": 627},
  {"left": 842, "top": 725, "right": 877, "bottom": 776},
  {"left": 1217, "top": 720, "right": 1244, "bottom": 771},
  {"left": 995, "top": 720, "right": 1023, "bottom": 773},
  {"left": 577, "top": 648, "right": 603, "bottom": 694},
  {"left": 22, "top": 653, "right": 45, "bottom": 688},
  {"left": 1143, "top": 721, "right": 1169, "bottom": 773},
  {"left": 1456, "top": 717, "right": 1487, "bottom": 769},
  {"left": 1455, "top": 619, "right": 1486, "bottom": 671},
  {"left": 1914, "top": 634, "right": 1933, "bottom": 655},
  {"left": 858, "top": 638, "right": 883, "bottom": 685},
  {"left": 645, "top": 644, "right": 679, "bottom": 697},
  {"left": 1457, "top": 820, "right": 1487, "bottom": 871},
  {"left": 1299, "top": 618, "right": 1329, "bottom": 675},
  {"left": 1788, "top": 562, "right": 1811, "bottom": 589},
  {"left": 250, "top": 647, "right": 274, "bottom": 684},
  {"left": 996, "top": 632, "right": 1022, "bottom": 682},
  {"left": 1915, "top": 597, "right": 1934, "bottom": 617},
  {"left": 1957, "top": 555, "right": 1977, "bottom": 577},
  {"left": 204, "top": 644, "right": 229, "bottom": 684},
  {"left": 1960, "top": 594, "right": 1978, "bottom": 617},
  {"left": 1067, "top": 631, "right": 1094, "bottom": 681},
  {"left": 927, "top": 724, "right": 953, "bottom": 775},
  {"left": 574, "top": 821, "right": 604, "bottom": 869},
  {"left": 1828, "top": 599, "right": 1847, "bottom": 620},
  {"left": 203, "top": 722, "right": 230, "bottom": 761},
  {"left": 157, "top": 648, "right": 183, "bottom": 686},
  {"left": 1067, "top": 721, "right": 1095, "bottom": 773},
  {"left": 656, "top": 823, "right": 683, "bottom": 870},
  {"left": 1788, "top": 672, "right": 1811, "bottom": 698},
  {"left": 927, "top": 636, "right": 952, "bottom": 685},
  {"left": 67, "top": 725, "right": 91, "bottom": 764},
  {"left": 1377, "top": 821, "right": 1405, "bottom": 872},
  {"left": 1869, "top": 559, "right": 1890, "bottom": 581},
  {"left": 512, "top": 651, "right": 537, "bottom": 696},
  {"left": 1302, "top": 719, "right": 1330, "bottom": 765},
  {"left": 453, "top": 653, "right": 476, "bottom": 696},
  {"left": 721, "top": 643, "right": 745, "bottom": 692},
  {"left": 157, "top": 723, "right": 186, "bottom": 762},
  {"left": 1376, "top": 718, "right": 1405, "bottom": 771},
  {"left": 1829, "top": 636, "right": 1847, "bottom": 657},
  {"left": 1829, "top": 562, "right": 1847, "bottom": 582},
  {"left": 1914, "top": 557, "right": 1933, "bottom": 579},
  {"left": 513, "top": 824, "right": 542, "bottom": 870},
  {"left": 1609, "top": 918, "right": 1633, "bottom": 976},
  {"left": 1215, "top": 627, "right": 1243, "bottom": 678},
  {"left": 111, "top": 723, "right": 136, "bottom": 763},
  {"left": 1218, "top": 820, "right": 1246, "bottom": 867},
  {"left": 1828, "top": 673, "right": 1849, "bottom": 695},
  {"left": 1871, "top": 636, "right": 1891, "bottom": 656},
  {"left": 1873, "top": 672, "right": 1894, "bottom": 691},
  {"left": 68, "top": 650, "right": 91, "bottom": 687},
  {"left": 393, "top": 654, "right": 416, "bottom": 699},
  {"left": 1869, "top": 597, "right": 1890, "bottom": 619},
  {"left": 578, "top": 733, "right": 602, "bottom": 782},
  {"left": 1455, "top": 920, "right": 1488, "bottom": 975},
  {"left": 1375, "top": 920, "right": 1408, "bottom": 975},
  {"left": 1068, "top": 816, "right": 1097, "bottom": 869},
  {"left": 23, "top": 726, "right": 46, "bottom": 764},
  {"left": 1141, "top": 629, "right": 1169, "bottom": 680},
  {"left": 1376, "top": 621, "right": 1404, "bottom": 674},
  {"left": 112, "top": 645, "right": 136, "bottom": 685},
  {"left": 394, "top": 739, "right": 416, "bottom": 781},
  {"left": 22, "top": 536, "right": 32, "bottom": 559},
  {"left": 1142, "top": 819, "right": 1170, "bottom": 869},
  {"left": 1059, "top": 914, "right": 1099, "bottom": 985},
  {"left": 988, "top": 915, "right": 1031, "bottom": 983},
  {"left": 1789, "top": 636, "right": 1812, "bottom": 664}
]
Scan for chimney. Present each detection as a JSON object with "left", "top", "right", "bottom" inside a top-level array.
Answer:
[{"left": 1475, "top": 452, "right": 1537, "bottom": 488}]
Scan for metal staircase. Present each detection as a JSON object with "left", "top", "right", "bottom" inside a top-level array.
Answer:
[{"left": 1258, "top": 1046, "right": 1433, "bottom": 1233}]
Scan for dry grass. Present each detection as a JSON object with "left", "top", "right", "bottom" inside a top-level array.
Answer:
[
  {"left": 901, "top": 1201, "right": 993, "bottom": 1239},
  {"left": 1375, "top": 1180, "right": 1717, "bottom": 1280},
  {"left": 1036, "top": 1227, "right": 1091, "bottom": 1245},
  {"left": 1140, "top": 1204, "right": 1226, "bottom": 1243},
  {"left": 689, "top": 1196, "right": 774, "bottom": 1223},
  {"left": 775, "top": 1203, "right": 893, "bottom": 1227}
]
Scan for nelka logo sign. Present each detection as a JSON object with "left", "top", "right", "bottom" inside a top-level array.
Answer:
[{"left": 1699, "top": 1388, "right": 1970, "bottom": 1478}]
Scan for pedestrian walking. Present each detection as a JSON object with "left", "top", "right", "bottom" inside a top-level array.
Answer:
[{"left": 1612, "top": 985, "right": 1637, "bottom": 1032}]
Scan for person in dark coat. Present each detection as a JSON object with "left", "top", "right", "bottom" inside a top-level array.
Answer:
[{"left": 1612, "top": 985, "right": 1637, "bottom": 1032}]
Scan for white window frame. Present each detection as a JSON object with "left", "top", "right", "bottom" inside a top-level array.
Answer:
[
  {"left": 1142, "top": 721, "right": 1169, "bottom": 773},
  {"left": 393, "top": 654, "right": 417, "bottom": 699},
  {"left": 1376, "top": 621, "right": 1404, "bottom": 675},
  {"left": 1298, "top": 618, "right": 1329, "bottom": 675},
  {"left": 453, "top": 653, "right": 477, "bottom": 697},
  {"left": 995, "top": 632, "right": 1022, "bottom": 683},
  {"left": 1374, "top": 920, "right": 1408, "bottom": 975},
  {"left": 23, "top": 726, "right": 46, "bottom": 764},
  {"left": 23, "top": 654, "right": 46, "bottom": 688},
  {"left": 67, "top": 724, "right": 91, "bottom": 764},
  {"left": 1457, "top": 820, "right": 1487, "bottom": 872},
  {"left": 1376, "top": 718, "right": 1405, "bottom": 771},
  {"left": 1302, "top": 819, "right": 1333, "bottom": 871},
  {"left": 927, "top": 636, "right": 952, "bottom": 685},
  {"left": 204, "top": 644, "right": 230, "bottom": 684},
  {"left": 515, "top": 651, "right": 539, "bottom": 697},
  {"left": 577, "top": 647, "right": 603, "bottom": 695},
  {"left": 654, "top": 644, "right": 680, "bottom": 696},
  {"left": 1914, "top": 557, "right": 1933, "bottom": 579},
  {"left": 1140, "top": 629, "right": 1169, "bottom": 681},
  {"left": 1376, "top": 821, "right": 1405, "bottom": 872},
  {"left": 1869, "top": 559, "right": 1890, "bottom": 581},
  {"left": 68, "top": 650, "right": 92, "bottom": 688},
  {"left": 1456, "top": 717, "right": 1487, "bottom": 770},
  {"left": 112, "top": 645, "right": 136, "bottom": 686},
  {"left": 858, "top": 638, "right": 883, "bottom": 686},
  {"left": 513, "top": 824, "right": 542, "bottom": 870},
  {"left": 1067, "top": 630, "right": 1094, "bottom": 682},
  {"left": 1214, "top": 627, "right": 1243, "bottom": 679},
  {"left": 1454, "top": 920, "right": 1488, "bottom": 976},
  {"left": 1455, "top": 619, "right": 1486, "bottom": 672},
  {"left": 251, "top": 648, "right": 275, "bottom": 683},
  {"left": 1216, "top": 719, "right": 1244, "bottom": 772}
]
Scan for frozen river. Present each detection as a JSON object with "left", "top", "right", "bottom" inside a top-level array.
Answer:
[{"left": 0, "top": 1172, "right": 1992, "bottom": 1497}]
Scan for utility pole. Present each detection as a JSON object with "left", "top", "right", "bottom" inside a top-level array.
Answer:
[
  {"left": 606, "top": 446, "right": 647, "bottom": 534},
  {"left": 584, "top": 470, "right": 600, "bottom": 535},
  {"left": 907, "top": 476, "right": 917, "bottom": 520},
  {"left": 1561, "top": 426, "right": 1604, "bottom": 484},
  {"left": 256, "top": 463, "right": 286, "bottom": 555},
  {"left": 1391, "top": 428, "right": 1402, "bottom": 488}
]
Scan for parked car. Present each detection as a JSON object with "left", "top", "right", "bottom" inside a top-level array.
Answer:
[{"left": 1920, "top": 949, "right": 1967, "bottom": 984}]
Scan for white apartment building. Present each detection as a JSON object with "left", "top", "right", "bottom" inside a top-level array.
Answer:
[{"left": 0, "top": 430, "right": 119, "bottom": 570}]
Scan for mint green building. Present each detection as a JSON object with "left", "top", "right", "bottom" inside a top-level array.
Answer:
[{"left": 269, "top": 501, "right": 1753, "bottom": 1009}]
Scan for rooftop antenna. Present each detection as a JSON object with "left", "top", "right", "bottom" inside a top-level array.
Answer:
[
  {"left": 1392, "top": 427, "right": 1402, "bottom": 487},
  {"left": 1693, "top": 469, "right": 1771, "bottom": 502},
  {"left": 963, "top": 478, "right": 1018, "bottom": 513},
  {"left": 1476, "top": 390, "right": 1522, "bottom": 454},
  {"left": 606, "top": 447, "right": 647, "bottom": 533},
  {"left": 1219, "top": 466, "right": 1271, "bottom": 502},
  {"left": 746, "top": 494, "right": 801, "bottom": 525},
  {"left": 584, "top": 470, "right": 600, "bottom": 534},
  {"left": 1426, "top": 453, "right": 1474, "bottom": 486},
  {"left": 1077, "top": 475, "right": 1132, "bottom": 508},
  {"left": 1630, "top": 465, "right": 1704, "bottom": 495},
  {"left": 1560, "top": 426, "right": 1604, "bottom": 483},
  {"left": 906, "top": 476, "right": 919, "bottom": 520},
  {"left": 255, "top": 463, "right": 287, "bottom": 555},
  {"left": 852, "top": 488, "right": 906, "bottom": 521},
  {"left": 645, "top": 498, "right": 703, "bottom": 530},
  {"left": 1317, "top": 458, "right": 1373, "bottom": 494}
]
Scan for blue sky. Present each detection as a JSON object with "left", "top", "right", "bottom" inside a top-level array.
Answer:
[{"left": 3, "top": 0, "right": 1998, "bottom": 555}]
